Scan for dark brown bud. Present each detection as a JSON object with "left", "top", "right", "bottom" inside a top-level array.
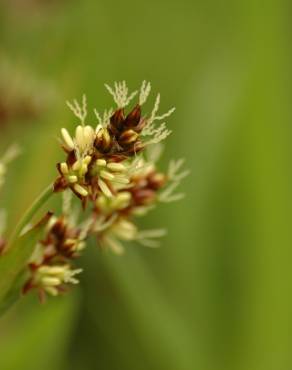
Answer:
[
  {"left": 110, "top": 108, "right": 125, "bottom": 131},
  {"left": 124, "top": 104, "right": 141, "bottom": 127},
  {"left": 95, "top": 128, "right": 111, "bottom": 153},
  {"left": 119, "top": 129, "right": 139, "bottom": 145}
]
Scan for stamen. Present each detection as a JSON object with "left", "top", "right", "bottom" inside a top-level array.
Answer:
[
  {"left": 60, "top": 162, "right": 69, "bottom": 175},
  {"left": 98, "top": 178, "right": 112, "bottom": 197},
  {"left": 106, "top": 162, "right": 126, "bottom": 172},
  {"left": 96, "top": 159, "right": 106, "bottom": 167},
  {"left": 84, "top": 155, "right": 92, "bottom": 165},
  {"left": 73, "top": 184, "right": 88, "bottom": 197},
  {"left": 100, "top": 170, "right": 115, "bottom": 181},
  {"left": 41, "top": 277, "right": 61, "bottom": 286},
  {"left": 61, "top": 128, "right": 74, "bottom": 151},
  {"left": 112, "top": 175, "right": 130, "bottom": 184},
  {"left": 68, "top": 175, "right": 78, "bottom": 183},
  {"left": 72, "top": 161, "right": 81, "bottom": 171}
]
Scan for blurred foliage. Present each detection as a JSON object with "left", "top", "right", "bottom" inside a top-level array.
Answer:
[
  {"left": 0, "top": 56, "right": 56, "bottom": 125},
  {"left": 0, "top": 0, "right": 291, "bottom": 369}
]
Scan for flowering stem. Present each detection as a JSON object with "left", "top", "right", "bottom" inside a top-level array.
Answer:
[{"left": 8, "top": 184, "right": 54, "bottom": 249}]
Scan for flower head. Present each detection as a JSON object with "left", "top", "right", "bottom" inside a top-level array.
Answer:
[
  {"left": 25, "top": 81, "right": 187, "bottom": 300},
  {"left": 54, "top": 81, "right": 175, "bottom": 203},
  {"left": 23, "top": 191, "right": 89, "bottom": 299},
  {"left": 25, "top": 264, "right": 82, "bottom": 298}
]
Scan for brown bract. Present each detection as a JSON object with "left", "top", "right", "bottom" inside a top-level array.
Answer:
[
  {"left": 53, "top": 104, "right": 149, "bottom": 202},
  {"left": 96, "top": 104, "right": 146, "bottom": 156},
  {"left": 22, "top": 215, "right": 83, "bottom": 298}
]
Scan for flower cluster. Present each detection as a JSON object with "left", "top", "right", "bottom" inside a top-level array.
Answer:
[
  {"left": 24, "top": 81, "right": 188, "bottom": 299},
  {"left": 0, "top": 57, "right": 55, "bottom": 126},
  {"left": 53, "top": 81, "right": 174, "bottom": 201},
  {"left": 23, "top": 192, "right": 89, "bottom": 299}
]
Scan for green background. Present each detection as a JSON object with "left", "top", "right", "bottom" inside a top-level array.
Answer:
[{"left": 0, "top": 0, "right": 291, "bottom": 369}]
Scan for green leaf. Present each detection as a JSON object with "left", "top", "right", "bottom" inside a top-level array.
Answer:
[{"left": 0, "top": 212, "right": 52, "bottom": 316}]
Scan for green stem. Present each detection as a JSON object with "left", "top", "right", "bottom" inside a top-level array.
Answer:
[{"left": 8, "top": 184, "right": 54, "bottom": 249}]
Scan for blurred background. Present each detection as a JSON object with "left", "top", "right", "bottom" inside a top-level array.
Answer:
[{"left": 0, "top": 0, "right": 291, "bottom": 369}]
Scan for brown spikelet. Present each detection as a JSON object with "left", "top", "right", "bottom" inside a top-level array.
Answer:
[
  {"left": 119, "top": 129, "right": 139, "bottom": 145},
  {"left": 94, "top": 128, "right": 111, "bottom": 153},
  {"left": 124, "top": 104, "right": 141, "bottom": 128},
  {"left": 110, "top": 108, "right": 125, "bottom": 132}
]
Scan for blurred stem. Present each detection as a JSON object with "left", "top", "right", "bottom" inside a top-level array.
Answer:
[{"left": 8, "top": 184, "right": 54, "bottom": 250}]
